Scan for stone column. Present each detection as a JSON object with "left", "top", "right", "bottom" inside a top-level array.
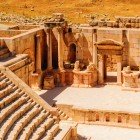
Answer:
[
  {"left": 93, "top": 44, "right": 97, "bottom": 66},
  {"left": 36, "top": 34, "right": 42, "bottom": 72},
  {"left": 93, "top": 30, "right": 97, "bottom": 66},
  {"left": 57, "top": 27, "right": 64, "bottom": 70},
  {"left": 98, "top": 54, "right": 104, "bottom": 84},
  {"left": 117, "top": 55, "right": 122, "bottom": 85},
  {"left": 46, "top": 27, "right": 53, "bottom": 70}
]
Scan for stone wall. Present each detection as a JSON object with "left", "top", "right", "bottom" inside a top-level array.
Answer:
[
  {"left": 96, "top": 28, "right": 128, "bottom": 68},
  {"left": 63, "top": 27, "right": 93, "bottom": 66},
  {"left": 0, "top": 30, "right": 26, "bottom": 37},
  {"left": 57, "top": 104, "right": 140, "bottom": 129},
  {"left": 11, "top": 25, "right": 40, "bottom": 30},
  {"left": 2, "top": 28, "right": 45, "bottom": 57},
  {"left": 5, "top": 55, "right": 33, "bottom": 85},
  {"left": 128, "top": 29, "right": 140, "bottom": 70}
]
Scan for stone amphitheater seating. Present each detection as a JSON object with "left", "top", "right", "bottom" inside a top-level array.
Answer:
[{"left": 0, "top": 69, "right": 73, "bottom": 140}]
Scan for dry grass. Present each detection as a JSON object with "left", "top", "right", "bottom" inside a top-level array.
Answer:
[{"left": 0, "top": 0, "right": 139, "bottom": 23}]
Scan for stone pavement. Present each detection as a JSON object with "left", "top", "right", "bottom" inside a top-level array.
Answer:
[
  {"left": 37, "top": 84, "right": 140, "bottom": 113},
  {"left": 77, "top": 124, "right": 140, "bottom": 140}
]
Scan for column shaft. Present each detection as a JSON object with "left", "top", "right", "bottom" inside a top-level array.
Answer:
[
  {"left": 36, "top": 35, "right": 42, "bottom": 72},
  {"left": 57, "top": 27, "right": 64, "bottom": 70},
  {"left": 117, "top": 55, "right": 122, "bottom": 85},
  {"left": 98, "top": 54, "right": 104, "bottom": 84},
  {"left": 46, "top": 28, "right": 53, "bottom": 70},
  {"left": 93, "top": 44, "right": 97, "bottom": 66},
  {"left": 93, "top": 32, "right": 97, "bottom": 66}
]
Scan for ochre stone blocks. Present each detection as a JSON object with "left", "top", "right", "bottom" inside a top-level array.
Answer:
[
  {"left": 44, "top": 76, "right": 55, "bottom": 90},
  {"left": 122, "top": 70, "right": 140, "bottom": 88}
]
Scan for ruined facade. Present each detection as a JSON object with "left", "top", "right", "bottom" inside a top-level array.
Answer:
[{"left": 1, "top": 13, "right": 139, "bottom": 89}]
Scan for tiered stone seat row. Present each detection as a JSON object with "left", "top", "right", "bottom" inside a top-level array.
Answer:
[{"left": 0, "top": 71, "right": 60, "bottom": 140}]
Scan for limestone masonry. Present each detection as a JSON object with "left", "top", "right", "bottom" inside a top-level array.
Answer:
[{"left": 0, "top": 13, "right": 140, "bottom": 139}]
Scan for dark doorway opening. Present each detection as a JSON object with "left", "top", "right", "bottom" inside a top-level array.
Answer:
[
  {"left": 50, "top": 31, "right": 58, "bottom": 69},
  {"left": 69, "top": 43, "right": 76, "bottom": 63},
  {"left": 52, "top": 45, "right": 58, "bottom": 69}
]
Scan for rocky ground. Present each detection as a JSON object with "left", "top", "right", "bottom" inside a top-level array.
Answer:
[
  {"left": 0, "top": 12, "right": 49, "bottom": 25},
  {"left": 0, "top": 0, "right": 139, "bottom": 24}
]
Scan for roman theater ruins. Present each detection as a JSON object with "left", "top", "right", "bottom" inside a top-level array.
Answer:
[{"left": 0, "top": 13, "right": 140, "bottom": 139}]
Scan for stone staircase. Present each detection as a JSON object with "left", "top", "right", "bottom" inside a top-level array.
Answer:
[
  {"left": 0, "top": 71, "right": 61, "bottom": 140},
  {"left": 56, "top": 107, "right": 72, "bottom": 121},
  {"left": 0, "top": 46, "right": 11, "bottom": 60}
]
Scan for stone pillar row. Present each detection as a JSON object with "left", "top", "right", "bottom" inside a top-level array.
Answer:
[{"left": 46, "top": 26, "right": 64, "bottom": 71}]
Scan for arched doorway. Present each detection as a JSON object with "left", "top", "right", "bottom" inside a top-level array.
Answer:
[{"left": 68, "top": 43, "right": 76, "bottom": 63}]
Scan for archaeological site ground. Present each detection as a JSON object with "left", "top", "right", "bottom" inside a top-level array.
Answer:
[{"left": 0, "top": 1, "right": 140, "bottom": 140}]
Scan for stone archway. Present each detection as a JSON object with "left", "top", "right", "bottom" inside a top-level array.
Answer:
[
  {"left": 68, "top": 43, "right": 77, "bottom": 63},
  {"left": 95, "top": 39, "right": 123, "bottom": 85}
]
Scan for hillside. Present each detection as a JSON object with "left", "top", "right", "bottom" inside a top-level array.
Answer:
[{"left": 0, "top": 0, "right": 140, "bottom": 23}]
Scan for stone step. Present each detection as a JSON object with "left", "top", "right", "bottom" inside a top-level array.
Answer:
[
  {"left": 19, "top": 111, "right": 50, "bottom": 140},
  {"left": 6, "top": 80, "right": 12, "bottom": 86},
  {"left": 0, "top": 74, "right": 6, "bottom": 81},
  {"left": 0, "top": 72, "right": 3, "bottom": 77},
  {"left": 0, "top": 76, "right": 9, "bottom": 83},
  {"left": 0, "top": 77, "right": 10, "bottom": 90},
  {"left": 0, "top": 96, "right": 29, "bottom": 124},
  {"left": 0, "top": 85, "right": 15, "bottom": 100},
  {"left": 58, "top": 110, "right": 63, "bottom": 115},
  {"left": 0, "top": 47, "right": 10, "bottom": 56},
  {"left": 30, "top": 118, "right": 55, "bottom": 140},
  {"left": 0, "top": 52, "right": 11, "bottom": 60},
  {"left": 5, "top": 102, "right": 39, "bottom": 140},
  {"left": 0, "top": 101, "right": 34, "bottom": 140},
  {"left": 13, "top": 105, "right": 42, "bottom": 140},
  {"left": 57, "top": 108, "right": 69, "bottom": 120},
  {"left": 0, "top": 80, "right": 7, "bottom": 89},
  {"left": 60, "top": 114, "right": 69, "bottom": 120},
  {"left": 0, "top": 90, "right": 24, "bottom": 109},
  {"left": 42, "top": 124, "right": 60, "bottom": 140}
]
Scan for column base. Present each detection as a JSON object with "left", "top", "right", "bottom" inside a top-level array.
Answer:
[
  {"left": 117, "top": 82, "right": 122, "bottom": 86},
  {"left": 47, "top": 67, "right": 53, "bottom": 71}
]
